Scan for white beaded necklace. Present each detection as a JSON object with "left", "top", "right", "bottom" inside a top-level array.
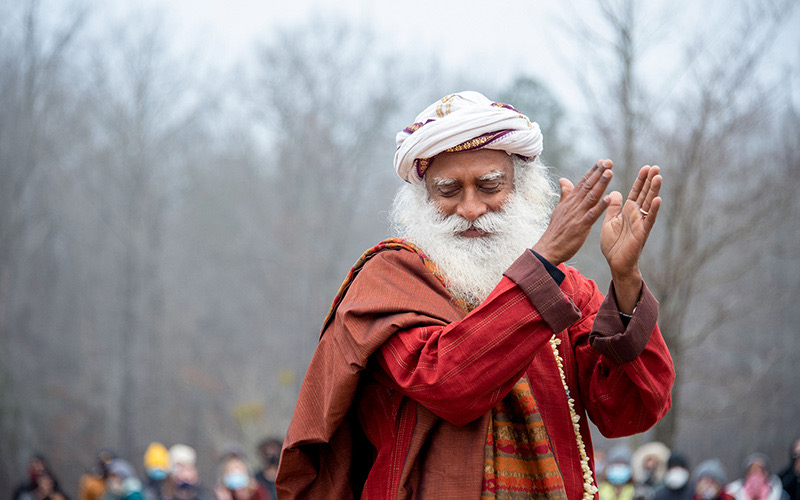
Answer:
[{"left": 549, "top": 335, "right": 599, "bottom": 499}]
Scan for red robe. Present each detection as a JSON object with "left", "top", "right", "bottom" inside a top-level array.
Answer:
[{"left": 278, "top": 247, "right": 674, "bottom": 499}]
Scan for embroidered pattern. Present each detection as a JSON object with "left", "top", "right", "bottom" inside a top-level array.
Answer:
[{"left": 481, "top": 374, "right": 568, "bottom": 500}]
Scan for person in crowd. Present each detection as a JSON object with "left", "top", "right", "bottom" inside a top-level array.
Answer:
[
  {"left": 219, "top": 443, "right": 247, "bottom": 462},
  {"left": 13, "top": 454, "right": 70, "bottom": 500},
  {"left": 596, "top": 448, "right": 610, "bottom": 482},
  {"left": 277, "top": 90, "right": 674, "bottom": 498},
  {"left": 654, "top": 453, "right": 693, "bottom": 500},
  {"left": 253, "top": 438, "right": 281, "bottom": 500},
  {"left": 166, "top": 444, "right": 211, "bottom": 500},
  {"left": 213, "top": 455, "right": 271, "bottom": 500},
  {"left": 103, "top": 459, "right": 144, "bottom": 500},
  {"left": 13, "top": 455, "right": 45, "bottom": 500},
  {"left": 599, "top": 445, "right": 653, "bottom": 500},
  {"left": 635, "top": 442, "right": 672, "bottom": 490},
  {"left": 725, "top": 453, "right": 788, "bottom": 500},
  {"left": 779, "top": 437, "right": 800, "bottom": 500},
  {"left": 79, "top": 449, "right": 116, "bottom": 500},
  {"left": 693, "top": 459, "right": 733, "bottom": 500},
  {"left": 143, "top": 442, "right": 170, "bottom": 500}
]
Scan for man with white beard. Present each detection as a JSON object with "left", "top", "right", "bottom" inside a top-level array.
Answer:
[{"left": 278, "top": 91, "right": 675, "bottom": 500}]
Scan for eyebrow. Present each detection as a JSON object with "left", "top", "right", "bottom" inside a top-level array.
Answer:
[
  {"left": 431, "top": 177, "right": 458, "bottom": 187},
  {"left": 478, "top": 170, "right": 506, "bottom": 181},
  {"left": 432, "top": 170, "right": 506, "bottom": 187}
]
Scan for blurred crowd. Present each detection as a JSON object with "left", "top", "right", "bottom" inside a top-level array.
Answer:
[
  {"left": 11, "top": 437, "right": 282, "bottom": 500},
  {"left": 10, "top": 436, "right": 800, "bottom": 500},
  {"left": 595, "top": 438, "right": 800, "bottom": 500}
]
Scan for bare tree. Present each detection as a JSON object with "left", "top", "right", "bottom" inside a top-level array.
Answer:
[
  {"left": 0, "top": 0, "right": 88, "bottom": 487},
  {"left": 157, "top": 15, "right": 431, "bottom": 456},
  {"left": 560, "top": 0, "right": 799, "bottom": 451},
  {"left": 0, "top": 2, "right": 450, "bottom": 491},
  {"left": 498, "top": 75, "right": 576, "bottom": 170},
  {"left": 245, "top": 15, "right": 411, "bottom": 384},
  {"left": 75, "top": 10, "right": 214, "bottom": 458}
]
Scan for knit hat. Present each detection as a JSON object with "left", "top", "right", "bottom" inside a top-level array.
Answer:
[
  {"left": 169, "top": 444, "right": 197, "bottom": 468},
  {"left": 144, "top": 442, "right": 169, "bottom": 470},
  {"left": 632, "top": 441, "right": 671, "bottom": 484},
  {"left": 694, "top": 459, "right": 727, "bottom": 486},
  {"left": 608, "top": 445, "right": 633, "bottom": 465},
  {"left": 108, "top": 459, "right": 137, "bottom": 480},
  {"left": 667, "top": 453, "right": 690, "bottom": 470},
  {"left": 742, "top": 452, "right": 772, "bottom": 475}
]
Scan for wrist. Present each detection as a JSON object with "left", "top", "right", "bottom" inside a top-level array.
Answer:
[
  {"left": 611, "top": 266, "right": 642, "bottom": 287},
  {"left": 531, "top": 244, "right": 563, "bottom": 267},
  {"left": 612, "top": 269, "right": 643, "bottom": 315}
]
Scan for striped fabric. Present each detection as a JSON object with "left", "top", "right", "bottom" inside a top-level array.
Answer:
[{"left": 481, "top": 374, "right": 568, "bottom": 499}]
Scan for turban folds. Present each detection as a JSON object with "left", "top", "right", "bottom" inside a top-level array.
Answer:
[{"left": 394, "top": 91, "right": 543, "bottom": 183}]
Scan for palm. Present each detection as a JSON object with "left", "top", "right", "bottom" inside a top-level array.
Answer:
[
  {"left": 601, "top": 166, "right": 661, "bottom": 276},
  {"left": 602, "top": 199, "right": 648, "bottom": 270}
]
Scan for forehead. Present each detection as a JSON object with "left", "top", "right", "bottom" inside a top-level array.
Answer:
[{"left": 424, "top": 149, "right": 514, "bottom": 183}]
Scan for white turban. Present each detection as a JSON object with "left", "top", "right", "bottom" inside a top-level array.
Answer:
[{"left": 394, "top": 91, "right": 543, "bottom": 183}]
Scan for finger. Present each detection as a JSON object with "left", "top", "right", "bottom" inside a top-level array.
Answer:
[
  {"left": 642, "top": 172, "right": 662, "bottom": 212},
  {"left": 581, "top": 167, "right": 613, "bottom": 209},
  {"left": 576, "top": 159, "right": 613, "bottom": 191},
  {"left": 628, "top": 165, "right": 651, "bottom": 203},
  {"left": 642, "top": 196, "right": 661, "bottom": 238},
  {"left": 638, "top": 166, "right": 661, "bottom": 206},
  {"left": 559, "top": 178, "right": 574, "bottom": 201},
  {"left": 602, "top": 191, "right": 623, "bottom": 225},
  {"left": 585, "top": 191, "right": 614, "bottom": 225}
]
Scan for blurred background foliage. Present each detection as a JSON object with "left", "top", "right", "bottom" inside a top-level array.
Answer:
[{"left": 0, "top": 0, "right": 798, "bottom": 494}]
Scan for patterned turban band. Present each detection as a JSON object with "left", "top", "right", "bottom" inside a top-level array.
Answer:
[{"left": 394, "top": 91, "right": 543, "bottom": 184}]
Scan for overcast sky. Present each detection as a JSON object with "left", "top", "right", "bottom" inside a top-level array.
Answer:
[
  {"left": 106, "top": 0, "right": 798, "bottom": 118},
  {"left": 104, "top": 0, "right": 606, "bottom": 105}
]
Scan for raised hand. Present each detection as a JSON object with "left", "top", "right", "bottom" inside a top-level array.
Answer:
[
  {"left": 532, "top": 159, "right": 615, "bottom": 266},
  {"left": 600, "top": 165, "right": 662, "bottom": 312}
]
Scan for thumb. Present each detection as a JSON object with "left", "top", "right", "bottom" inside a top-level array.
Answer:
[
  {"left": 602, "top": 191, "right": 623, "bottom": 224},
  {"left": 559, "top": 178, "right": 574, "bottom": 201}
]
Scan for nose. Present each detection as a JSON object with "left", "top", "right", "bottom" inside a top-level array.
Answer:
[{"left": 456, "top": 190, "right": 488, "bottom": 221}]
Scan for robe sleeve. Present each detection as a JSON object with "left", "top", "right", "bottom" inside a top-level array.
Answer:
[
  {"left": 563, "top": 266, "right": 675, "bottom": 437},
  {"left": 352, "top": 249, "right": 581, "bottom": 427}
]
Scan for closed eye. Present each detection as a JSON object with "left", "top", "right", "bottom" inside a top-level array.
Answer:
[
  {"left": 437, "top": 186, "right": 460, "bottom": 197},
  {"left": 479, "top": 182, "right": 502, "bottom": 192}
]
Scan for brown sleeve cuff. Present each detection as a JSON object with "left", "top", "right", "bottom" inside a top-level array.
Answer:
[
  {"left": 589, "top": 280, "right": 659, "bottom": 364},
  {"left": 503, "top": 250, "right": 582, "bottom": 334}
]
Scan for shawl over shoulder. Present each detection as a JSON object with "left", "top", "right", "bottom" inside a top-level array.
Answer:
[{"left": 277, "top": 242, "right": 473, "bottom": 499}]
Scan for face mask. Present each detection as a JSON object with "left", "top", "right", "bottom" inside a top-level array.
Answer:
[
  {"left": 224, "top": 471, "right": 250, "bottom": 490},
  {"left": 699, "top": 485, "right": 719, "bottom": 500},
  {"left": 696, "top": 479, "right": 721, "bottom": 500},
  {"left": 664, "top": 467, "right": 690, "bottom": 489},
  {"left": 177, "top": 481, "right": 196, "bottom": 491},
  {"left": 147, "top": 468, "right": 168, "bottom": 481},
  {"left": 606, "top": 464, "right": 632, "bottom": 485}
]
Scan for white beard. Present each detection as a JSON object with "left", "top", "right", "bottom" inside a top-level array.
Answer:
[{"left": 389, "top": 157, "right": 558, "bottom": 308}]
